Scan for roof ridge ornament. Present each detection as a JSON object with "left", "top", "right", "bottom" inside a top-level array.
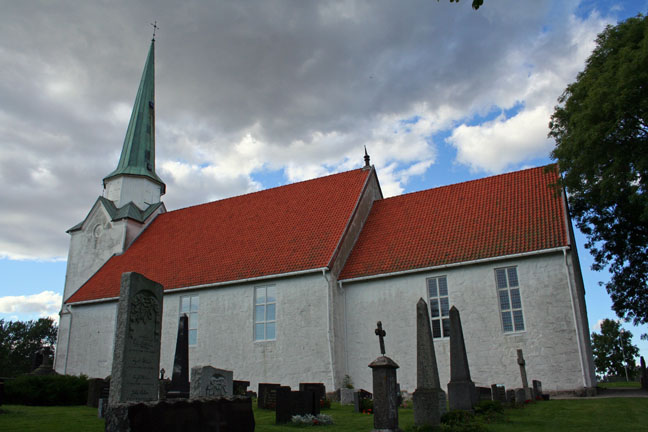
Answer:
[
  {"left": 363, "top": 146, "right": 371, "bottom": 170},
  {"left": 151, "top": 21, "right": 159, "bottom": 41}
]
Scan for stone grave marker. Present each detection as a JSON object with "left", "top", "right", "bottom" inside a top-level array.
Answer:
[
  {"left": 340, "top": 387, "right": 354, "bottom": 405},
  {"left": 514, "top": 388, "right": 526, "bottom": 404},
  {"left": 640, "top": 356, "right": 647, "bottom": 390},
  {"left": 108, "top": 272, "right": 164, "bottom": 405},
  {"left": 234, "top": 380, "right": 250, "bottom": 396},
  {"left": 275, "top": 387, "right": 320, "bottom": 424},
  {"left": 413, "top": 298, "right": 446, "bottom": 427},
  {"left": 299, "top": 382, "right": 326, "bottom": 402},
  {"left": 491, "top": 384, "right": 506, "bottom": 403},
  {"left": 190, "top": 366, "right": 233, "bottom": 398},
  {"left": 167, "top": 314, "right": 189, "bottom": 399},
  {"left": 517, "top": 349, "right": 532, "bottom": 401},
  {"left": 353, "top": 389, "right": 373, "bottom": 413},
  {"left": 505, "top": 389, "right": 515, "bottom": 404},
  {"left": 87, "top": 378, "right": 105, "bottom": 408},
  {"left": 258, "top": 383, "right": 281, "bottom": 409},
  {"left": 447, "top": 306, "right": 476, "bottom": 410},
  {"left": 30, "top": 347, "right": 55, "bottom": 375},
  {"left": 369, "top": 320, "right": 402, "bottom": 432},
  {"left": 476, "top": 386, "right": 492, "bottom": 401},
  {"left": 532, "top": 380, "right": 543, "bottom": 400}
]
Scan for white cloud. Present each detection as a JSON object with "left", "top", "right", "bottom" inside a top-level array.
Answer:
[{"left": 0, "top": 291, "right": 62, "bottom": 323}]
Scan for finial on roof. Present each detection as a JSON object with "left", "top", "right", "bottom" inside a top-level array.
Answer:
[
  {"left": 151, "top": 20, "right": 159, "bottom": 41},
  {"left": 363, "top": 146, "right": 371, "bottom": 170}
]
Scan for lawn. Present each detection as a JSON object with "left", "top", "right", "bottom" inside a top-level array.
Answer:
[
  {"left": 1, "top": 397, "right": 647, "bottom": 431},
  {"left": 597, "top": 380, "right": 641, "bottom": 389}
]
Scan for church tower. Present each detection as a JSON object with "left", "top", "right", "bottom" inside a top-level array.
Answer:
[{"left": 61, "top": 39, "right": 166, "bottom": 302}]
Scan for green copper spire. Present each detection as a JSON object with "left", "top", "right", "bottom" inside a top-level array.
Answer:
[{"left": 103, "top": 39, "right": 165, "bottom": 193}]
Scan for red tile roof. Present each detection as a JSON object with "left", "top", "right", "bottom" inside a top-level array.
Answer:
[
  {"left": 67, "top": 169, "right": 370, "bottom": 303},
  {"left": 339, "top": 165, "right": 568, "bottom": 280}
]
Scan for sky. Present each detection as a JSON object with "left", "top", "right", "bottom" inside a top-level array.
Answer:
[{"left": 1, "top": 0, "right": 647, "bottom": 363}]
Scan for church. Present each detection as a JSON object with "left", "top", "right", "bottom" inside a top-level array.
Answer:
[{"left": 54, "top": 39, "right": 596, "bottom": 394}]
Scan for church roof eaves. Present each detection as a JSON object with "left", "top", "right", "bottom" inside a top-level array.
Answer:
[
  {"left": 67, "top": 198, "right": 164, "bottom": 232},
  {"left": 338, "top": 164, "right": 569, "bottom": 280}
]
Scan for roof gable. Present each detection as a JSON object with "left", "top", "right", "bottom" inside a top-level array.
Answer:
[
  {"left": 339, "top": 165, "right": 568, "bottom": 280},
  {"left": 67, "top": 168, "right": 370, "bottom": 303}
]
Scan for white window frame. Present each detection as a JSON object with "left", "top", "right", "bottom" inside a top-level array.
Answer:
[
  {"left": 427, "top": 276, "right": 450, "bottom": 339},
  {"left": 180, "top": 294, "right": 199, "bottom": 346},
  {"left": 254, "top": 285, "right": 276, "bottom": 341},
  {"left": 495, "top": 266, "right": 525, "bottom": 333}
]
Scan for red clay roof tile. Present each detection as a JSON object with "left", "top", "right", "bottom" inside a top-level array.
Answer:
[
  {"left": 339, "top": 165, "right": 568, "bottom": 280},
  {"left": 67, "top": 169, "right": 370, "bottom": 303}
]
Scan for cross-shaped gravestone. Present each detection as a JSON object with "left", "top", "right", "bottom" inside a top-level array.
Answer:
[{"left": 375, "top": 321, "right": 386, "bottom": 355}]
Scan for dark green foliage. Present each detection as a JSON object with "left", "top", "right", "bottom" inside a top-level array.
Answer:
[
  {"left": 591, "top": 318, "right": 640, "bottom": 379},
  {"left": 4, "top": 374, "right": 88, "bottom": 406},
  {"left": 549, "top": 14, "right": 648, "bottom": 331},
  {"left": 474, "top": 400, "right": 504, "bottom": 423},
  {"left": 0, "top": 318, "right": 58, "bottom": 377},
  {"left": 441, "top": 0, "right": 484, "bottom": 10},
  {"left": 439, "top": 409, "right": 489, "bottom": 432},
  {"left": 359, "top": 397, "right": 373, "bottom": 413}
]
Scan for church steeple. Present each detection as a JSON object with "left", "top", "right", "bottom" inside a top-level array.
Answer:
[{"left": 103, "top": 39, "right": 165, "bottom": 194}]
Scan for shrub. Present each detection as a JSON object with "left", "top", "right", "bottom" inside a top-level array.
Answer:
[
  {"left": 474, "top": 400, "right": 504, "bottom": 422},
  {"left": 440, "top": 409, "right": 488, "bottom": 432},
  {"left": 342, "top": 374, "right": 354, "bottom": 389},
  {"left": 5, "top": 374, "right": 88, "bottom": 406},
  {"left": 319, "top": 398, "right": 331, "bottom": 409},
  {"left": 360, "top": 397, "right": 373, "bottom": 413}
]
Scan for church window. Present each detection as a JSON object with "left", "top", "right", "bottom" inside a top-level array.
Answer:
[
  {"left": 180, "top": 295, "right": 199, "bottom": 346},
  {"left": 427, "top": 276, "right": 450, "bottom": 338},
  {"left": 254, "top": 285, "right": 276, "bottom": 341},
  {"left": 495, "top": 267, "right": 525, "bottom": 332}
]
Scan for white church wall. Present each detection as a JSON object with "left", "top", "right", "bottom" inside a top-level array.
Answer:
[
  {"left": 159, "top": 272, "right": 334, "bottom": 391},
  {"left": 343, "top": 252, "right": 590, "bottom": 394},
  {"left": 63, "top": 204, "right": 127, "bottom": 301},
  {"left": 59, "top": 301, "right": 117, "bottom": 377}
]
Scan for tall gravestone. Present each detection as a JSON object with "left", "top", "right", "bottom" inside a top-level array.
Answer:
[
  {"left": 447, "top": 306, "right": 476, "bottom": 410},
  {"left": 108, "top": 272, "right": 164, "bottom": 405},
  {"left": 368, "top": 321, "right": 402, "bottom": 432},
  {"left": 413, "top": 298, "right": 445, "bottom": 427},
  {"left": 640, "top": 356, "right": 647, "bottom": 391},
  {"left": 517, "top": 349, "right": 532, "bottom": 400},
  {"left": 167, "top": 313, "right": 190, "bottom": 398}
]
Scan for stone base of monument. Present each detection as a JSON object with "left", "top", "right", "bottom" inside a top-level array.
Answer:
[
  {"left": 448, "top": 380, "right": 476, "bottom": 411},
  {"left": 413, "top": 388, "right": 445, "bottom": 427},
  {"left": 105, "top": 396, "right": 254, "bottom": 432}
]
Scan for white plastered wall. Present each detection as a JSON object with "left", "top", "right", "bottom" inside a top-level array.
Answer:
[
  {"left": 342, "top": 251, "right": 592, "bottom": 393},
  {"left": 104, "top": 176, "right": 162, "bottom": 210}
]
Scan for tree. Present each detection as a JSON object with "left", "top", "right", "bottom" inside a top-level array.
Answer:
[
  {"left": 549, "top": 15, "right": 648, "bottom": 330},
  {"left": 591, "top": 319, "right": 639, "bottom": 379},
  {"left": 0, "top": 318, "right": 58, "bottom": 377}
]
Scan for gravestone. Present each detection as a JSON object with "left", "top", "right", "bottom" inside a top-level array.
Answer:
[
  {"left": 369, "top": 321, "right": 402, "bottom": 432},
  {"left": 505, "top": 389, "right": 515, "bottom": 404},
  {"left": 258, "top": 383, "right": 281, "bottom": 409},
  {"left": 108, "top": 272, "right": 164, "bottom": 405},
  {"left": 105, "top": 397, "right": 255, "bottom": 432},
  {"left": 476, "top": 386, "right": 492, "bottom": 401},
  {"left": 532, "top": 380, "right": 543, "bottom": 400},
  {"left": 640, "top": 356, "right": 647, "bottom": 390},
  {"left": 514, "top": 388, "right": 526, "bottom": 404},
  {"left": 353, "top": 389, "right": 373, "bottom": 413},
  {"left": 447, "top": 306, "right": 476, "bottom": 411},
  {"left": 299, "top": 382, "right": 326, "bottom": 401},
  {"left": 275, "top": 387, "right": 320, "bottom": 423},
  {"left": 517, "top": 349, "right": 532, "bottom": 401},
  {"left": 340, "top": 387, "right": 355, "bottom": 405},
  {"left": 233, "top": 380, "right": 250, "bottom": 396},
  {"left": 190, "top": 366, "right": 233, "bottom": 398},
  {"left": 413, "top": 298, "right": 446, "bottom": 427},
  {"left": 167, "top": 314, "right": 190, "bottom": 399},
  {"left": 87, "top": 378, "right": 105, "bottom": 407},
  {"left": 491, "top": 384, "right": 506, "bottom": 403},
  {"left": 31, "top": 347, "right": 56, "bottom": 375}
]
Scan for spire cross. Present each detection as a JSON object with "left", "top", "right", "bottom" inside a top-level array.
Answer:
[
  {"left": 375, "top": 321, "right": 386, "bottom": 355},
  {"left": 364, "top": 146, "right": 371, "bottom": 168},
  {"left": 151, "top": 21, "right": 159, "bottom": 40}
]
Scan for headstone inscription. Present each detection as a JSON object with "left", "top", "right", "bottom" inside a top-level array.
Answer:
[
  {"left": 275, "top": 387, "right": 320, "bottom": 423},
  {"left": 167, "top": 314, "right": 189, "bottom": 398},
  {"left": 640, "top": 356, "right": 647, "bottom": 390},
  {"left": 258, "top": 383, "right": 281, "bottom": 409},
  {"left": 108, "top": 272, "right": 164, "bottom": 405},
  {"left": 190, "top": 366, "right": 233, "bottom": 398},
  {"left": 413, "top": 298, "right": 446, "bottom": 427},
  {"left": 517, "top": 349, "right": 532, "bottom": 400},
  {"left": 447, "top": 306, "right": 476, "bottom": 410},
  {"left": 369, "top": 321, "right": 402, "bottom": 432}
]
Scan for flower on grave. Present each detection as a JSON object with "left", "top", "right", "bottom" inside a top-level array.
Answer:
[{"left": 290, "top": 413, "right": 334, "bottom": 425}]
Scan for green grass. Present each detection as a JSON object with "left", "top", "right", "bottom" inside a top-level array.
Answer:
[
  {"left": 597, "top": 380, "right": 641, "bottom": 388},
  {"left": 1, "top": 397, "right": 647, "bottom": 432}
]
